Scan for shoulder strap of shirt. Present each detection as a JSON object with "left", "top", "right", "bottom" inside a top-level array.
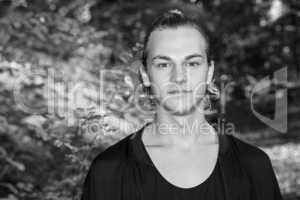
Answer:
[{"left": 218, "top": 134, "right": 253, "bottom": 200}]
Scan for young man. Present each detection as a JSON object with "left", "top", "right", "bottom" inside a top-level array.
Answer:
[{"left": 81, "top": 9, "right": 283, "bottom": 200}]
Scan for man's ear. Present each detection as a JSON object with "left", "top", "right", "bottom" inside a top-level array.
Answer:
[
  {"left": 139, "top": 65, "right": 151, "bottom": 86},
  {"left": 206, "top": 60, "right": 214, "bottom": 84}
]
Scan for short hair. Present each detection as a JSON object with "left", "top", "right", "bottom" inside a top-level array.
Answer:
[{"left": 141, "top": 8, "right": 211, "bottom": 69}]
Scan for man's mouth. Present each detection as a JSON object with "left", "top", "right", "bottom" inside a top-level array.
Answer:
[{"left": 168, "top": 90, "right": 192, "bottom": 94}]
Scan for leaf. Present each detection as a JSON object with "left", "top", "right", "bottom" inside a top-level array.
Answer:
[{"left": 5, "top": 157, "right": 25, "bottom": 171}]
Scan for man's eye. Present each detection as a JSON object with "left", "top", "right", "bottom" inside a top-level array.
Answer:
[
  {"left": 186, "top": 61, "right": 201, "bottom": 67},
  {"left": 156, "top": 63, "right": 171, "bottom": 68}
]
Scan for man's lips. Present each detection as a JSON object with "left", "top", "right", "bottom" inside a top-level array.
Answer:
[{"left": 168, "top": 90, "right": 192, "bottom": 94}]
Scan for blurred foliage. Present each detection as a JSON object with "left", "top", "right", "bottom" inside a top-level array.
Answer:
[{"left": 0, "top": 0, "right": 299, "bottom": 199}]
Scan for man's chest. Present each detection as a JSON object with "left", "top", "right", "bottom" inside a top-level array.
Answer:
[{"left": 144, "top": 145, "right": 219, "bottom": 188}]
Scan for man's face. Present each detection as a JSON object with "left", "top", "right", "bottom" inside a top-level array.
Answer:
[{"left": 145, "top": 25, "right": 212, "bottom": 115}]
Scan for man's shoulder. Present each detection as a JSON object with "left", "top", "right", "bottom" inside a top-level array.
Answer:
[
  {"left": 81, "top": 133, "right": 137, "bottom": 196},
  {"left": 93, "top": 133, "right": 134, "bottom": 163},
  {"left": 89, "top": 133, "right": 135, "bottom": 175},
  {"left": 227, "top": 134, "right": 273, "bottom": 172},
  {"left": 226, "top": 135, "right": 283, "bottom": 199}
]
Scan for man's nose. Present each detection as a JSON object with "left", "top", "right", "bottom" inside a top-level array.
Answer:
[{"left": 171, "top": 64, "right": 187, "bottom": 84}]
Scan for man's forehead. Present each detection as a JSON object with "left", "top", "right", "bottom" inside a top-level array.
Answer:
[{"left": 147, "top": 26, "right": 207, "bottom": 53}]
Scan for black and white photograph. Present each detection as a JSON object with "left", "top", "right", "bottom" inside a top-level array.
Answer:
[{"left": 0, "top": 0, "right": 299, "bottom": 200}]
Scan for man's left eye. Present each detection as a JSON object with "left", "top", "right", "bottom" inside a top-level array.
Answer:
[{"left": 186, "top": 62, "right": 201, "bottom": 67}]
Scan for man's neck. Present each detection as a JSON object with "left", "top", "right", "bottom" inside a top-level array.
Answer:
[{"left": 146, "top": 107, "right": 217, "bottom": 149}]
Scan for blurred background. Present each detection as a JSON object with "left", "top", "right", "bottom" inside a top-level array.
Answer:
[{"left": 0, "top": 0, "right": 299, "bottom": 199}]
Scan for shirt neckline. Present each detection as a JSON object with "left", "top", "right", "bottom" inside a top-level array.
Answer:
[{"left": 133, "top": 121, "right": 223, "bottom": 192}]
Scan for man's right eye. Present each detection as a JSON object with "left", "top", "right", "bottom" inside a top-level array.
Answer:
[{"left": 156, "top": 63, "right": 171, "bottom": 68}]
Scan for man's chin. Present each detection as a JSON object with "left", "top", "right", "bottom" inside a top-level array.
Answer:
[
  {"left": 161, "top": 102, "right": 197, "bottom": 116},
  {"left": 156, "top": 97, "right": 204, "bottom": 115}
]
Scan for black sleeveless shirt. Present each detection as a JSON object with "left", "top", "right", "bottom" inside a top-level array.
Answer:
[{"left": 81, "top": 123, "right": 283, "bottom": 200}]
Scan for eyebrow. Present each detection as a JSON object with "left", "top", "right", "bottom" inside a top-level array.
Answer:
[
  {"left": 151, "top": 55, "right": 171, "bottom": 62},
  {"left": 151, "top": 54, "right": 203, "bottom": 62},
  {"left": 185, "top": 54, "right": 203, "bottom": 60}
]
